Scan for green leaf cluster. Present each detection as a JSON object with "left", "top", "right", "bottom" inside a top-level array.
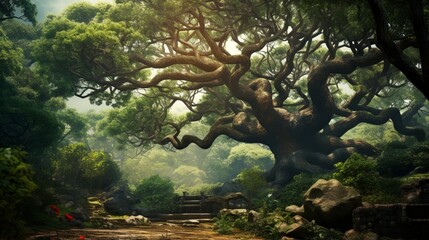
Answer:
[
  {"left": 54, "top": 143, "right": 121, "bottom": 190},
  {"left": 333, "top": 153, "right": 401, "bottom": 203},
  {"left": 235, "top": 166, "right": 268, "bottom": 199},
  {"left": 333, "top": 153, "right": 379, "bottom": 195},
  {"left": 0, "top": 148, "right": 37, "bottom": 239},
  {"left": 134, "top": 175, "right": 177, "bottom": 213}
]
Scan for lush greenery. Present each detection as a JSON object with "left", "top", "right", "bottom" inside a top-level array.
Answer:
[
  {"left": 1, "top": 0, "right": 429, "bottom": 239},
  {"left": 134, "top": 175, "right": 177, "bottom": 213},
  {"left": 0, "top": 148, "right": 36, "bottom": 239},
  {"left": 333, "top": 153, "right": 401, "bottom": 203},
  {"left": 53, "top": 143, "right": 121, "bottom": 190}
]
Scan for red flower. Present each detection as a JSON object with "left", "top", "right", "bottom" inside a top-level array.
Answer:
[
  {"left": 79, "top": 236, "right": 85, "bottom": 240},
  {"left": 64, "top": 213, "right": 73, "bottom": 222},
  {"left": 49, "top": 205, "right": 60, "bottom": 215}
]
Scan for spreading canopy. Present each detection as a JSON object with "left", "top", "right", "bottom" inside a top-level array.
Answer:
[{"left": 35, "top": 0, "right": 427, "bottom": 184}]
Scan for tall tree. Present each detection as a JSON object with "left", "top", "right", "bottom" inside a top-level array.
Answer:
[{"left": 35, "top": 0, "right": 426, "bottom": 185}]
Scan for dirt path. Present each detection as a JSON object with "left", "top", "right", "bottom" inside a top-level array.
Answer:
[{"left": 28, "top": 223, "right": 263, "bottom": 240}]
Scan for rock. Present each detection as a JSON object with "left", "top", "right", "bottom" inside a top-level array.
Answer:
[
  {"left": 70, "top": 207, "right": 90, "bottom": 222},
  {"left": 292, "top": 215, "right": 309, "bottom": 225},
  {"left": 285, "top": 222, "right": 309, "bottom": 239},
  {"left": 103, "top": 183, "right": 133, "bottom": 215},
  {"left": 303, "top": 179, "right": 362, "bottom": 229},
  {"left": 247, "top": 210, "right": 260, "bottom": 223},
  {"left": 65, "top": 201, "right": 74, "bottom": 208},
  {"left": 344, "top": 229, "right": 362, "bottom": 240},
  {"left": 285, "top": 205, "right": 304, "bottom": 215},
  {"left": 125, "top": 215, "right": 151, "bottom": 225},
  {"left": 220, "top": 208, "right": 247, "bottom": 218},
  {"left": 182, "top": 220, "right": 199, "bottom": 227}
]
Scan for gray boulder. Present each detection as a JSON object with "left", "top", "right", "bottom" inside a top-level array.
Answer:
[
  {"left": 303, "top": 179, "right": 362, "bottom": 229},
  {"left": 103, "top": 183, "right": 134, "bottom": 215}
]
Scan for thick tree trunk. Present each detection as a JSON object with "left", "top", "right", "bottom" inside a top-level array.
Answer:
[{"left": 265, "top": 135, "right": 377, "bottom": 186}]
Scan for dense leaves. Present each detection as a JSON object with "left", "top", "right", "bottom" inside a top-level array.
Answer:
[
  {"left": 0, "top": 148, "right": 36, "bottom": 239},
  {"left": 54, "top": 143, "right": 121, "bottom": 190},
  {"left": 134, "top": 175, "right": 177, "bottom": 213}
]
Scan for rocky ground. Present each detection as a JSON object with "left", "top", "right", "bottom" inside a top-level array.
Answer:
[{"left": 28, "top": 223, "right": 263, "bottom": 240}]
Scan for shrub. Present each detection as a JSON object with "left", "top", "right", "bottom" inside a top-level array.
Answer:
[
  {"left": 236, "top": 166, "right": 269, "bottom": 199},
  {"left": 134, "top": 175, "right": 177, "bottom": 213},
  {"left": 377, "top": 141, "right": 414, "bottom": 177},
  {"left": 80, "top": 151, "right": 121, "bottom": 190},
  {"left": 213, "top": 214, "right": 234, "bottom": 235},
  {"left": 0, "top": 148, "right": 37, "bottom": 239},
  {"left": 333, "top": 153, "right": 379, "bottom": 195},
  {"left": 409, "top": 141, "right": 429, "bottom": 169},
  {"left": 275, "top": 173, "right": 327, "bottom": 207},
  {"left": 54, "top": 143, "right": 121, "bottom": 190}
]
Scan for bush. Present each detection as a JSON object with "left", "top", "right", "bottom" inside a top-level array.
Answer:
[
  {"left": 176, "top": 182, "right": 222, "bottom": 196},
  {"left": 275, "top": 173, "right": 327, "bottom": 207},
  {"left": 236, "top": 166, "right": 269, "bottom": 199},
  {"left": 80, "top": 151, "right": 121, "bottom": 190},
  {"left": 213, "top": 214, "right": 234, "bottom": 235},
  {"left": 0, "top": 148, "right": 37, "bottom": 239},
  {"left": 54, "top": 143, "right": 121, "bottom": 190},
  {"left": 333, "top": 153, "right": 379, "bottom": 195},
  {"left": 377, "top": 141, "right": 414, "bottom": 177},
  {"left": 334, "top": 153, "right": 402, "bottom": 203},
  {"left": 134, "top": 175, "right": 177, "bottom": 213},
  {"left": 409, "top": 141, "right": 429, "bottom": 169}
]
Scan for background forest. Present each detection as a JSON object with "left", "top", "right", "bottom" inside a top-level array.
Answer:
[{"left": 1, "top": 0, "right": 429, "bottom": 239}]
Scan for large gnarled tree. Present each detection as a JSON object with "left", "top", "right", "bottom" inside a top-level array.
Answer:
[{"left": 34, "top": 0, "right": 426, "bottom": 185}]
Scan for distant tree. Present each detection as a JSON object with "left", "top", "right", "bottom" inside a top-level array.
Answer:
[
  {"left": 134, "top": 175, "right": 176, "bottom": 213},
  {"left": 224, "top": 143, "right": 274, "bottom": 180},
  {"left": 172, "top": 165, "right": 207, "bottom": 188}
]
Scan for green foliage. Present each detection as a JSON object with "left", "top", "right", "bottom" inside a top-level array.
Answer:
[
  {"left": 80, "top": 151, "right": 121, "bottom": 190},
  {"left": 225, "top": 143, "right": 274, "bottom": 180},
  {"left": 0, "top": 28, "right": 23, "bottom": 78},
  {"left": 0, "top": 148, "right": 37, "bottom": 239},
  {"left": 376, "top": 141, "right": 429, "bottom": 177},
  {"left": 98, "top": 97, "right": 171, "bottom": 147},
  {"left": 235, "top": 166, "right": 269, "bottom": 199},
  {"left": 246, "top": 208, "right": 293, "bottom": 239},
  {"left": 276, "top": 174, "right": 324, "bottom": 207},
  {"left": 134, "top": 175, "right": 177, "bottom": 213},
  {"left": 333, "top": 154, "right": 379, "bottom": 195},
  {"left": 54, "top": 143, "right": 121, "bottom": 190},
  {"left": 334, "top": 153, "right": 401, "bottom": 203},
  {"left": 377, "top": 141, "right": 414, "bottom": 177},
  {"left": 213, "top": 214, "right": 234, "bottom": 235},
  {"left": 172, "top": 165, "right": 208, "bottom": 189},
  {"left": 64, "top": 2, "right": 110, "bottom": 23},
  {"left": 177, "top": 183, "right": 222, "bottom": 196},
  {"left": 409, "top": 141, "right": 429, "bottom": 169},
  {"left": 302, "top": 221, "right": 343, "bottom": 240}
]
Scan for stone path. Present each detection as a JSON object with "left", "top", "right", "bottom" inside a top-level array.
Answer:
[{"left": 28, "top": 223, "right": 263, "bottom": 240}]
